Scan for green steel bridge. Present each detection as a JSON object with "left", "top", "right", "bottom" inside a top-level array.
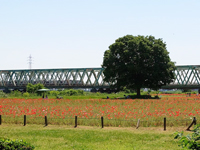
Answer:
[{"left": 0, "top": 65, "right": 200, "bottom": 91}]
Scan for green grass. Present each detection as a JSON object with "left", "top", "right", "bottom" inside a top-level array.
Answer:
[
  {"left": 7, "top": 92, "right": 133, "bottom": 100},
  {"left": 6, "top": 90, "right": 192, "bottom": 100},
  {"left": 0, "top": 124, "right": 183, "bottom": 150}
]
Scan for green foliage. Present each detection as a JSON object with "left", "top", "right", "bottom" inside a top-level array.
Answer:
[
  {"left": 26, "top": 83, "right": 34, "bottom": 93},
  {"left": 34, "top": 83, "right": 45, "bottom": 92},
  {"left": 10, "top": 90, "right": 22, "bottom": 97},
  {"left": 67, "top": 89, "right": 78, "bottom": 96},
  {"left": 191, "top": 91, "right": 197, "bottom": 94},
  {"left": 77, "top": 89, "right": 84, "bottom": 95},
  {"left": 49, "top": 89, "right": 85, "bottom": 97},
  {"left": 182, "top": 89, "right": 197, "bottom": 94},
  {"left": 140, "top": 91, "right": 148, "bottom": 95},
  {"left": 147, "top": 89, "right": 151, "bottom": 94},
  {"left": 122, "top": 87, "right": 131, "bottom": 93},
  {"left": 60, "top": 89, "right": 82, "bottom": 96},
  {"left": 182, "top": 89, "right": 192, "bottom": 93},
  {"left": 102, "top": 35, "right": 176, "bottom": 96},
  {"left": 96, "top": 92, "right": 101, "bottom": 96},
  {"left": 0, "top": 138, "right": 34, "bottom": 150},
  {"left": 23, "top": 92, "right": 30, "bottom": 97},
  {"left": 26, "top": 83, "right": 45, "bottom": 93},
  {"left": 174, "top": 124, "right": 200, "bottom": 149},
  {"left": 0, "top": 91, "right": 7, "bottom": 98},
  {"left": 49, "top": 90, "right": 60, "bottom": 96},
  {"left": 150, "top": 90, "right": 158, "bottom": 94}
]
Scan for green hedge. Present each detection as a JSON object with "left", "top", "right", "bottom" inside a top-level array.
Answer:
[{"left": 0, "top": 138, "right": 34, "bottom": 150}]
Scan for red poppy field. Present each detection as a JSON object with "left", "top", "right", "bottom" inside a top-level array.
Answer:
[{"left": 0, "top": 94, "right": 200, "bottom": 127}]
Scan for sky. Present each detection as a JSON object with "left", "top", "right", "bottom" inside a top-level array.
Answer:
[{"left": 0, "top": 0, "right": 200, "bottom": 70}]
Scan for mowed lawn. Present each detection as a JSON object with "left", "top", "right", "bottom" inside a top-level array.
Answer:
[{"left": 0, "top": 124, "right": 184, "bottom": 150}]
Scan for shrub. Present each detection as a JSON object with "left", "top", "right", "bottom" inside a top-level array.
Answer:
[
  {"left": 50, "top": 90, "right": 60, "bottom": 97},
  {"left": 77, "top": 89, "right": 84, "bottom": 95},
  {"left": 26, "top": 83, "right": 35, "bottom": 93},
  {"left": 122, "top": 87, "right": 131, "bottom": 93},
  {"left": 68, "top": 89, "right": 78, "bottom": 96},
  {"left": 174, "top": 124, "right": 200, "bottom": 149},
  {"left": 26, "top": 83, "right": 45, "bottom": 94},
  {"left": 60, "top": 89, "right": 84, "bottom": 96},
  {"left": 141, "top": 91, "right": 148, "bottom": 95},
  {"left": 150, "top": 90, "right": 158, "bottom": 94},
  {"left": 10, "top": 90, "right": 22, "bottom": 97},
  {"left": 0, "top": 138, "right": 34, "bottom": 150},
  {"left": 154, "top": 95, "right": 160, "bottom": 99},
  {"left": 191, "top": 91, "right": 197, "bottom": 94},
  {"left": 0, "top": 91, "right": 7, "bottom": 98},
  {"left": 96, "top": 92, "right": 100, "bottom": 96},
  {"left": 23, "top": 92, "right": 30, "bottom": 97},
  {"left": 182, "top": 89, "right": 192, "bottom": 93}
]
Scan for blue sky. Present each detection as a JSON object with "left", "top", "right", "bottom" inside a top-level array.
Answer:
[{"left": 0, "top": 0, "right": 200, "bottom": 70}]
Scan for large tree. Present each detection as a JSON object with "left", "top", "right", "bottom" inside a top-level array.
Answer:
[{"left": 102, "top": 35, "right": 176, "bottom": 96}]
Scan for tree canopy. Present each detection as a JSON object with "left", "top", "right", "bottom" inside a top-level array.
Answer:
[
  {"left": 26, "top": 83, "right": 45, "bottom": 93},
  {"left": 102, "top": 35, "right": 176, "bottom": 96}
]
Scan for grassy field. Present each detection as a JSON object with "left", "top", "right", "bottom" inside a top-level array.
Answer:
[
  {"left": 0, "top": 124, "right": 184, "bottom": 150},
  {"left": 1, "top": 94, "right": 199, "bottom": 149}
]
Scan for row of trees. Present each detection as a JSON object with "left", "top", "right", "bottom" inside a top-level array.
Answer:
[{"left": 26, "top": 83, "right": 84, "bottom": 97}]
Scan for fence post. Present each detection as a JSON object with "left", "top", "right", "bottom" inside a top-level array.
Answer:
[
  {"left": 45, "top": 116, "right": 48, "bottom": 126},
  {"left": 101, "top": 116, "right": 104, "bottom": 128},
  {"left": 0, "top": 115, "right": 1, "bottom": 125},
  {"left": 186, "top": 117, "right": 196, "bottom": 131},
  {"left": 136, "top": 119, "right": 140, "bottom": 129},
  {"left": 24, "top": 115, "right": 26, "bottom": 126},
  {"left": 74, "top": 116, "right": 77, "bottom": 128},
  {"left": 164, "top": 117, "right": 166, "bottom": 131},
  {"left": 194, "top": 117, "right": 197, "bottom": 125}
]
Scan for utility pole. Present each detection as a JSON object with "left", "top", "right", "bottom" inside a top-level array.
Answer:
[{"left": 28, "top": 55, "right": 33, "bottom": 69}]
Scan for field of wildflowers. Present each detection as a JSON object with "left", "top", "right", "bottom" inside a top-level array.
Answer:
[{"left": 0, "top": 94, "right": 200, "bottom": 127}]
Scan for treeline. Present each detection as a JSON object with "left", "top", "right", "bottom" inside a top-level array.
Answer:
[
  {"left": 0, "top": 83, "right": 86, "bottom": 98},
  {"left": 0, "top": 83, "right": 198, "bottom": 99}
]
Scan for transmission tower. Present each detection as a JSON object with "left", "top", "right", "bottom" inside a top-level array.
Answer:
[{"left": 28, "top": 55, "right": 33, "bottom": 69}]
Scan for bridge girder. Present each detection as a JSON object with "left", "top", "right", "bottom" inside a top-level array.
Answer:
[
  {"left": 166, "top": 65, "right": 200, "bottom": 89},
  {"left": 0, "top": 65, "right": 200, "bottom": 90},
  {"left": 0, "top": 68, "right": 109, "bottom": 90}
]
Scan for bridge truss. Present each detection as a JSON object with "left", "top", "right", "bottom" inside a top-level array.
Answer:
[
  {"left": 163, "top": 65, "right": 200, "bottom": 89},
  {"left": 0, "top": 68, "right": 109, "bottom": 90},
  {"left": 0, "top": 65, "right": 200, "bottom": 90}
]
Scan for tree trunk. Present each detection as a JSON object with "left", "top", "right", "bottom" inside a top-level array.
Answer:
[{"left": 137, "top": 87, "right": 141, "bottom": 97}]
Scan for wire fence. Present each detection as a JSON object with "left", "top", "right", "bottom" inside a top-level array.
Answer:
[{"left": 0, "top": 115, "right": 197, "bottom": 130}]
